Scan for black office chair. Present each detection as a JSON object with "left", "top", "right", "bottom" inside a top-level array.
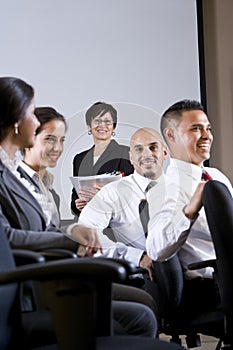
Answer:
[
  {"left": 202, "top": 180, "right": 233, "bottom": 349},
  {"left": 153, "top": 254, "right": 225, "bottom": 349},
  {"left": 13, "top": 247, "right": 78, "bottom": 313},
  {"left": 0, "top": 221, "right": 185, "bottom": 350}
]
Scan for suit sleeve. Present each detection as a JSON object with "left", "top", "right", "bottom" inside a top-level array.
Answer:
[
  {"left": 0, "top": 205, "right": 79, "bottom": 252},
  {"left": 71, "top": 153, "right": 83, "bottom": 216}
]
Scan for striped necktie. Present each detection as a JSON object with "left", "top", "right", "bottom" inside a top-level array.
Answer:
[
  {"left": 139, "top": 181, "right": 157, "bottom": 237},
  {"left": 202, "top": 169, "right": 213, "bottom": 181}
]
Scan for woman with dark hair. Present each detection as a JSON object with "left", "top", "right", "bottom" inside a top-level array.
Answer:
[
  {"left": 0, "top": 76, "right": 95, "bottom": 252},
  {"left": 22, "top": 106, "right": 67, "bottom": 227},
  {"left": 71, "top": 101, "right": 134, "bottom": 216},
  {"left": 0, "top": 76, "right": 36, "bottom": 145}
]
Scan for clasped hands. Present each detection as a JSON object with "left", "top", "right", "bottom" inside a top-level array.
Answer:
[{"left": 70, "top": 225, "right": 102, "bottom": 257}]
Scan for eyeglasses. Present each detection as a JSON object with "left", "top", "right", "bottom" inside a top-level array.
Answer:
[{"left": 92, "top": 118, "right": 113, "bottom": 126}]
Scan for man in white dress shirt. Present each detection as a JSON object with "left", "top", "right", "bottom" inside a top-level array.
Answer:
[
  {"left": 146, "top": 99, "right": 233, "bottom": 316},
  {"left": 77, "top": 127, "right": 167, "bottom": 289}
]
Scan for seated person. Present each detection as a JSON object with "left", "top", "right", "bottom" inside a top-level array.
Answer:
[
  {"left": 75, "top": 127, "right": 168, "bottom": 307},
  {"left": 146, "top": 99, "right": 232, "bottom": 317},
  {"left": 22, "top": 106, "right": 67, "bottom": 228}
]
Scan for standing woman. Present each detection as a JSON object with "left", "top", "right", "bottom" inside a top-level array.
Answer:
[{"left": 71, "top": 101, "right": 134, "bottom": 216}]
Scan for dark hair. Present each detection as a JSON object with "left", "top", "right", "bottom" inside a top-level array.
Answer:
[
  {"left": 160, "top": 99, "right": 205, "bottom": 134},
  {"left": 34, "top": 107, "right": 67, "bottom": 135},
  {"left": 85, "top": 101, "right": 117, "bottom": 128},
  {"left": 0, "top": 77, "right": 34, "bottom": 141}
]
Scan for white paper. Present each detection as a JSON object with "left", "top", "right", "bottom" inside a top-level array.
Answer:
[{"left": 70, "top": 173, "right": 122, "bottom": 193}]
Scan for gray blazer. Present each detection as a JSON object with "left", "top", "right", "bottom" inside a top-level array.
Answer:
[{"left": 0, "top": 160, "right": 78, "bottom": 252}]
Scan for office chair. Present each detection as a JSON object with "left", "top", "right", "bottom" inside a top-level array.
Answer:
[
  {"left": 153, "top": 254, "right": 225, "bottom": 349},
  {"left": 0, "top": 221, "right": 185, "bottom": 350},
  {"left": 202, "top": 180, "right": 233, "bottom": 349}
]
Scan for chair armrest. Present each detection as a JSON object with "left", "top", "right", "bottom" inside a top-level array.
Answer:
[
  {"left": 0, "top": 257, "right": 128, "bottom": 285},
  {"left": 38, "top": 248, "right": 77, "bottom": 261},
  {"left": 96, "top": 257, "right": 140, "bottom": 276},
  {"left": 134, "top": 266, "right": 148, "bottom": 274},
  {"left": 188, "top": 259, "right": 216, "bottom": 270},
  {"left": 13, "top": 249, "right": 45, "bottom": 265},
  {"left": 0, "top": 258, "right": 128, "bottom": 341},
  {"left": 13, "top": 248, "right": 77, "bottom": 265}
]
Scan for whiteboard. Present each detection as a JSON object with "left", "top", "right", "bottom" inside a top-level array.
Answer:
[{"left": 0, "top": 0, "right": 201, "bottom": 219}]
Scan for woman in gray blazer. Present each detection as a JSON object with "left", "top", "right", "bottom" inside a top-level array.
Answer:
[{"left": 0, "top": 76, "right": 96, "bottom": 253}]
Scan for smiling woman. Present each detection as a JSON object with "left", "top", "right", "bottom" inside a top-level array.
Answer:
[
  {"left": 22, "top": 107, "right": 67, "bottom": 227},
  {"left": 0, "top": 77, "right": 79, "bottom": 254},
  {"left": 24, "top": 107, "right": 67, "bottom": 169},
  {"left": 71, "top": 101, "right": 134, "bottom": 217}
]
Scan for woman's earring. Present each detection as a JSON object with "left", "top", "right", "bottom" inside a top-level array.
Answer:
[
  {"left": 112, "top": 131, "right": 115, "bottom": 136},
  {"left": 14, "top": 124, "right": 19, "bottom": 135},
  {"left": 88, "top": 130, "right": 92, "bottom": 135}
]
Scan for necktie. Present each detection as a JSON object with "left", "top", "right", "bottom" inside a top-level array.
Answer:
[
  {"left": 202, "top": 170, "right": 213, "bottom": 181},
  {"left": 139, "top": 199, "right": 149, "bottom": 237},
  {"left": 139, "top": 181, "right": 157, "bottom": 237}
]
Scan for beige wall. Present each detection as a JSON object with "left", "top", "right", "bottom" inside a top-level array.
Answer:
[{"left": 202, "top": 0, "right": 233, "bottom": 182}]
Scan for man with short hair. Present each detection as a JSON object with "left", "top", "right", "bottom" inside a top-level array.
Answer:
[
  {"left": 146, "top": 99, "right": 232, "bottom": 314},
  {"left": 76, "top": 127, "right": 167, "bottom": 299}
]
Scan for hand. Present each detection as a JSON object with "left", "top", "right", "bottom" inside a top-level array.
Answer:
[
  {"left": 71, "top": 225, "right": 103, "bottom": 257},
  {"left": 183, "top": 182, "right": 205, "bottom": 220},
  {"left": 75, "top": 198, "right": 87, "bottom": 212},
  {"left": 78, "top": 186, "right": 100, "bottom": 202},
  {"left": 139, "top": 253, "right": 155, "bottom": 281}
]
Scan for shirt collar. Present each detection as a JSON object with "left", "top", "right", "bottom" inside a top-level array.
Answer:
[
  {"left": 19, "top": 160, "right": 37, "bottom": 178},
  {"left": 133, "top": 170, "right": 163, "bottom": 193},
  {"left": 41, "top": 170, "right": 54, "bottom": 190},
  {"left": 0, "top": 146, "right": 22, "bottom": 172},
  {"left": 169, "top": 158, "right": 203, "bottom": 180}
]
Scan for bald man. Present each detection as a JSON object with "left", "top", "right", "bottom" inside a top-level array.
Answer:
[{"left": 77, "top": 128, "right": 167, "bottom": 303}]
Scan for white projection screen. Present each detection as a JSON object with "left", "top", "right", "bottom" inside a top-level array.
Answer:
[{"left": 0, "top": 0, "right": 201, "bottom": 219}]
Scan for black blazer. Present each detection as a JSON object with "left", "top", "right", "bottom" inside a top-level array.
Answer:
[
  {"left": 0, "top": 160, "right": 78, "bottom": 252},
  {"left": 71, "top": 139, "right": 134, "bottom": 216}
]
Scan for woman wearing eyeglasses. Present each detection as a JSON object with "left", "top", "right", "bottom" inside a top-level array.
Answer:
[{"left": 71, "top": 101, "right": 134, "bottom": 216}]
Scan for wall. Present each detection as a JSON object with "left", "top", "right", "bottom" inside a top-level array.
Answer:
[{"left": 202, "top": 0, "right": 233, "bottom": 182}]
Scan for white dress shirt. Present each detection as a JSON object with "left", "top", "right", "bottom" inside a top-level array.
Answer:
[
  {"left": 146, "top": 158, "right": 232, "bottom": 279},
  {"left": 78, "top": 171, "right": 165, "bottom": 266},
  {"left": 19, "top": 161, "right": 59, "bottom": 227}
]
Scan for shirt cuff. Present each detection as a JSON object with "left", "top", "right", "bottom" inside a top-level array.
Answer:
[{"left": 66, "top": 222, "right": 79, "bottom": 235}]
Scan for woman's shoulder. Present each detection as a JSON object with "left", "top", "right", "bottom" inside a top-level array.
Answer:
[
  {"left": 109, "top": 139, "right": 130, "bottom": 153},
  {"left": 73, "top": 146, "right": 94, "bottom": 162}
]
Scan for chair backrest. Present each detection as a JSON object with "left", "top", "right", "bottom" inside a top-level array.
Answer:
[
  {"left": 153, "top": 254, "right": 184, "bottom": 322},
  {"left": 152, "top": 249, "right": 222, "bottom": 348},
  {"left": 0, "top": 221, "right": 23, "bottom": 349},
  {"left": 203, "top": 180, "right": 233, "bottom": 342}
]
